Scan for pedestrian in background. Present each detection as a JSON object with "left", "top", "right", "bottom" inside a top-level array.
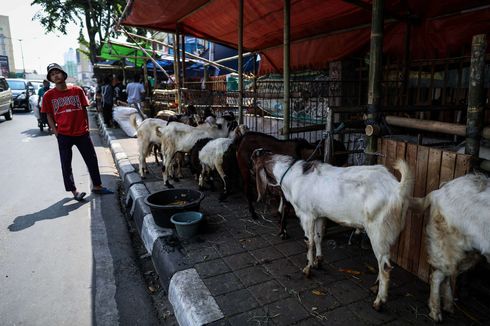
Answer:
[
  {"left": 37, "top": 79, "right": 51, "bottom": 131},
  {"left": 101, "top": 76, "right": 114, "bottom": 127},
  {"left": 113, "top": 75, "right": 126, "bottom": 105},
  {"left": 126, "top": 76, "right": 146, "bottom": 118},
  {"left": 41, "top": 63, "right": 113, "bottom": 201}
]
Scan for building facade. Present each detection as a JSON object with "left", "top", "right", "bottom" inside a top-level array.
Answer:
[{"left": 0, "top": 15, "right": 16, "bottom": 76}]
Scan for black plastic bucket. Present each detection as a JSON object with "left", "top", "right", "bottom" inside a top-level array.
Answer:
[{"left": 144, "top": 189, "right": 205, "bottom": 228}]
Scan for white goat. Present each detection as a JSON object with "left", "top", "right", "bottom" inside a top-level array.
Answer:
[
  {"left": 411, "top": 174, "right": 490, "bottom": 322},
  {"left": 159, "top": 118, "right": 237, "bottom": 187},
  {"left": 252, "top": 150, "right": 413, "bottom": 310},
  {"left": 130, "top": 116, "right": 168, "bottom": 177},
  {"left": 198, "top": 125, "right": 248, "bottom": 199}
]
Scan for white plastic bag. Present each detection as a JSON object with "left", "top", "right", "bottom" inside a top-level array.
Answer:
[{"left": 112, "top": 106, "right": 142, "bottom": 137}]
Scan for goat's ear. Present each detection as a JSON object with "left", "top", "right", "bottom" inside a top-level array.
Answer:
[
  {"left": 255, "top": 164, "right": 268, "bottom": 202},
  {"left": 156, "top": 127, "right": 163, "bottom": 137}
]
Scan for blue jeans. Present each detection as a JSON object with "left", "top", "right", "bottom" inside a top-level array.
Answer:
[{"left": 57, "top": 133, "right": 102, "bottom": 191}]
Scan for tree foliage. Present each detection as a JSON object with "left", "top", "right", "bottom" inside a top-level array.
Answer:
[{"left": 32, "top": 0, "right": 127, "bottom": 64}]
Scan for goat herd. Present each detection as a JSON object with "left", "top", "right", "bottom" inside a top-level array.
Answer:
[{"left": 130, "top": 109, "right": 489, "bottom": 322}]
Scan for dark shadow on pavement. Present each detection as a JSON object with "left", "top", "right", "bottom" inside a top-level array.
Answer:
[
  {"left": 21, "top": 128, "right": 53, "bottom": 138},
  {"left": 8, "top": 197, "right": 89, "bottom": 232}
]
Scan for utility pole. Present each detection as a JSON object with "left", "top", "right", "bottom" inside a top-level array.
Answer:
[{"left": 18, "top": 39, "right": 25, "bottom": 78}]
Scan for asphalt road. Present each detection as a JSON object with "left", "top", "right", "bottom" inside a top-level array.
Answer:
[{"left": 0, "top": 111, "right": 161, "bottom": 325}]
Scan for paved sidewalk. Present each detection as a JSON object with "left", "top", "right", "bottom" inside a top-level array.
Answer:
[{"left": 97, "top": 114, "right": 489, "bottom": 325}]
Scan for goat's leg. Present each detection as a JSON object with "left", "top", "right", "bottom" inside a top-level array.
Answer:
[
  {"left": 138, "top": 141, "right": 148, "bottom": 178},
  {"left": 153, "top": 145, "right": 160, "bottom": 166},
  {"left": 312, "top": 218, "right": 325, "bottom": 269},
  {"left": 198, "top": 165, "right": 209, "bottom": 190},
  {"left": 301, "top": 216, "right": 315, "bottom": 277},
  {"left": 369, "top": 235, "right": 392, "bottom": 311},
  {"left": 277, "top": 197, "right": 289, "bottom": 239},
  {"left": 162, "top": 153, "right": 174, "bottom": 188},
  {"left": 429, "top": 269, "right": 445, "bottom": 322},
  {"left": 441, "top": 276, "right": 454, "bottom": 314},
  {"left": 174, "top": 152, "right": 184, "bottom": 180},
  {"left": 216, "top": 164, "right": 228, "bottom": 201}
]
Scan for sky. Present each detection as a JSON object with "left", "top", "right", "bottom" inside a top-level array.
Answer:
[{"left": 0, "top": 0, "right": 81, "bottom": 74}]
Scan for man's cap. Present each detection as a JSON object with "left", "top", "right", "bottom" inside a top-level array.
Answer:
[{"left": 46, "top": 63, "right": 68, "bottom": 82}]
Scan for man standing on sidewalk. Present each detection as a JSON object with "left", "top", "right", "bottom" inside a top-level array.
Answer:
[
  {"left": 41, "top": 63, "right": 113, "bottom": 201},
  {"left": 126, "top": 76, "right": 146, "bottom": 118}
]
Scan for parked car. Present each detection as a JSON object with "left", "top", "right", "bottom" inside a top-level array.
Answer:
[
  {"left": 0, "top": 76, "right": 13, "bottom": 121},
  {"left": 6, "top": 78, "right": 34, "bottom": 112}
]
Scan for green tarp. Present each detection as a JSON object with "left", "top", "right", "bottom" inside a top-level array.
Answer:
[{"left": 99, "top": 42, "right": 153, "bottom": 67}]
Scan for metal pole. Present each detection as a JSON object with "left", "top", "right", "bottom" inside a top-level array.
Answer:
[
  {"left": 365, "top": 0, "right": 384, "bottom": 164},
  {"left": 283, "top": 0, "right": 291, "bottom": 139},
  {"left": 121, "top": 32, "right": 240, "bottom": 74},
  {"left": 465, "top": 34, "right": 487, "bottom": 162},
  {"left": 238, "top": 0, "right": 244, "bottom": 123}
]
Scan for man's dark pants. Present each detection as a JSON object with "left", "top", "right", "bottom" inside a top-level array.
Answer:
[{"left": 57, "top": 133, "right": 102, "bottom": 192}]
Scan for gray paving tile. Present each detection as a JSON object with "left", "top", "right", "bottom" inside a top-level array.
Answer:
[
  {"left": 315, "top": 306, "right": 366, "bottom": 326},
  {"left": 204, "top": 272, "right": 243, "bottom": 296},
  {"left": 250, "top": 246, "right": 284, "bottom": 263},
  {"left": 298, "top": 287, "right": 340, "bottom": 314},
  {"left": 248, "top": 279, "right": 290, "bottom": 305},
  {"left": 274, "top": 240, "right": 307, "bottom": 257},
  {"left": 263, "top": 257, "right": 299, "bottom": 277},
  {"left": 329, "top": 279, "right": 370, "bottom": 305},
  {"left": 223, "top": 252, "right": 257, "bottom": 271},
  {"left": 195, "top": 258, "right": 230, "bottom": 278},
  {"left": 215, "top": 289, "right": 259, "bottom": 316},
  {"left": 347, "top": 299, "right": 397, "bottom": 325},
  {"left": 235, "top": 265, "right": 272, "bottom": 287},
  {"left": 264, "top": 297, "right": 310, "bottom": 325},
  {"left": 228, "top": 308, "right": 271, "bottom": 326},
  {"left": 215, "top": 238, "right": 247, "bottom": 257},
  {"left": 238, "top": 236, "right": 270, "bottom": 251}
]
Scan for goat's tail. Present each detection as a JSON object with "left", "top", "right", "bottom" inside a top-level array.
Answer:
[
  {"left": 130, "top": 113, "right": 138, "bottom": 130},
  {"left": 409, "top": 195, "right": 431, "bottom": 213},
  {"left": 393, "top": 159, "right": 414, "bottom": 201}
]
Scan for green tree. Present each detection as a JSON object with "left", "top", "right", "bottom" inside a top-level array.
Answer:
[{"left": 32, "top": 0, "right": 126, "bottom": 64}]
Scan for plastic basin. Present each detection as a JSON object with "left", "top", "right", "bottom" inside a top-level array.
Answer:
[
  {"left": 171, "top": 211, "right": 203, "bottom": 239},
  {"left": 144, "top": 189, "right": 204, "bottom": 228}
]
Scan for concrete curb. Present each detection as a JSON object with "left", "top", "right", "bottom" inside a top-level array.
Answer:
[{"left": 95, "top": 112, "right": 224, "bottom": 325}]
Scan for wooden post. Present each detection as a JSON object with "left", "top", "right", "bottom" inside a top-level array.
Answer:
[
  {"left": 324, "top": 107, "right": 333, "bottom": 163},
  {"left": 203, "top": 65, "right": 208, "bottom": 90},
  {"left": 152, "top": 41, "right": 158, "bottom": 88},
  {"left": 173, "top": 32, "right": 181, "bottom": 113},
  {"left": 238, "top": 0, "right": 244, "bottom": 123},
  {"left": 283, "top": 0, "right": 291, "bottom": 139},
  {"left": 253, "top": 53, "right": 258, "bottom": 131},
  {"left": 365, "top": 0, "right": 384, "bottom": 164},
  {"left": 465, "top": 34, "right": 487, "bottom": 162},
  {"left": 181, "top": 33, "right": 186, "bottom": 90}
]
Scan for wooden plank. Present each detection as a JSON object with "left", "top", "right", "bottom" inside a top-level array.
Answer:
[
  {"left": 454, "top": 154, "right": 471, "bottom": 178},
  {"left": 417, "top": 148, "right": 442, "bottom": 282},
  {"left": 386, "top": 139, "right": 397, "bottom": 173},
  {"left": 390, "top": 141, "right": 407, "bottom": 259},
  {"left": 397, "top": 143, "right": 418, "bottom": 271},
  {"left": 377, "top": 138, "right": 385, "bottom": 165},
  {"left": 409, "top": 145, "right": 429, "bottom": 274},
  {"left": 440, "top": 151, "right": 456, "bottom": 185}
]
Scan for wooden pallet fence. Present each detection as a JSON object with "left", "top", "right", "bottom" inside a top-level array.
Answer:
[{"left": 377, "top": 138, "right": 472, "bottom": 282}]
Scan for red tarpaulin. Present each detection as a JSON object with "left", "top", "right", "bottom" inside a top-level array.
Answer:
[{"left": 121, "top": 0, "right": 490, "bottom": 74}]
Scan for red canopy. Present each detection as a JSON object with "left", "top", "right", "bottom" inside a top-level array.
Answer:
[{"left": 121, "top": 0, "right": 490, "bottom": 74}]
